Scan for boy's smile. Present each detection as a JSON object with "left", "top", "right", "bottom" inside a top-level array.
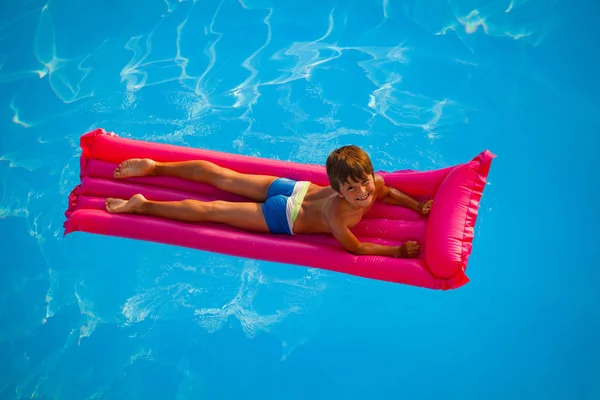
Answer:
[
  {"left": 356, "top": 192, "right": 370, "bottom": 201},
  {"left": 355, "top": 192, "right": 371, "bottom": 206}
]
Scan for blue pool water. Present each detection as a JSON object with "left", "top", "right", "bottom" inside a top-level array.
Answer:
[{"left": 1, "top": 0, "right": 599, "bottom": 398}]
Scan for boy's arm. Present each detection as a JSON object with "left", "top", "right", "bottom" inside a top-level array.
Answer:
[
  {"left": 374, "top": 175, "right": 423, "bottom": 212},
  {"left": 380, "top": 185, "right": 423, "bottom": 212},
  {"left": 328, "top": 215, "right": 405, "bottom": 257}
]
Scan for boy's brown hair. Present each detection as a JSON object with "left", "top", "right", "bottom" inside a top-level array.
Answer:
[{"left": 326, "top": 145, "right": 375, "bottom": 192}]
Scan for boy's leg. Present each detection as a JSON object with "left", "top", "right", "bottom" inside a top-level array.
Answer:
[
  {"left": 105, "top": 194, "right": 270, "bottom": 233},
  {"left": 114, "top": 159, "right": 277, "bottom": 202}
]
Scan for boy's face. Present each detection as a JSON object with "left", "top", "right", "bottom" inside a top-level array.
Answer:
[{"left": 337, "top": 174, "right": 375, "bottom": 208}]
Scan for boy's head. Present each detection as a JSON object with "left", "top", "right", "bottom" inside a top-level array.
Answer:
[{"left": 326, "top": 145, "right": 375, "bottom": 193}]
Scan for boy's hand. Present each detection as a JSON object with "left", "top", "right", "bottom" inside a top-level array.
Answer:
[
  {"left": 396, "top": 241, "right": 420, "bottom": 258},
  {"left": 418, "top": 199, "right": 433, "bottom": 215}
]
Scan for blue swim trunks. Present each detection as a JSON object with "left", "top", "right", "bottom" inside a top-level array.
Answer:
[{"left": 262, "top": 178, "right": 310, "bottom": 235}]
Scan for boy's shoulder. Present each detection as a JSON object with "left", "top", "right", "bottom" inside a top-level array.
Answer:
[{"left": 373, "top": 173, "right": 388, "bottom": 199}]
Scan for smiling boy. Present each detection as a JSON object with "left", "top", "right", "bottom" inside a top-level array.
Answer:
[{"left": 105, "top": 145, "right": 432, "bottom": 258}]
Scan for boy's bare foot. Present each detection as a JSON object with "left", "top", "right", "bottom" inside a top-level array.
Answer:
[
  {"left": 105, "top": 194, "right": 146, "bottom": 214},
  {"left": 114, "top": 158, "right": 156, "bottom": 178},
  {"left": 398, "top": 241, "right": 420, "bottom": 258},
  {"left": 419, "top": 199, "right": 433, "bottom": 215}
]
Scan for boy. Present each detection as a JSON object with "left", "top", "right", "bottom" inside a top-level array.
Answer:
[{"left": 105, "top": 145, "right": 432, "bottom": 258}]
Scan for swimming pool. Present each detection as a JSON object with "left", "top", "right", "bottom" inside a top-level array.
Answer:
[{"left": 1, "top": 0, "right": 598, "bottom": 398}]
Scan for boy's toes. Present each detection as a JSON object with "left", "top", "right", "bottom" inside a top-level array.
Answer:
[{"left": 113, "top": 162, "right": 126, "bottom": 177}]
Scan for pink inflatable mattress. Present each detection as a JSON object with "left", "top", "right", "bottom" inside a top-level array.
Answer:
[{"left": 64, "top": 128, "right": 494, "bottom": 290}]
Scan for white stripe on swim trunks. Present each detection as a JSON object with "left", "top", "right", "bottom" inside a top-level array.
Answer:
[{"left": 285, "top": 181, "right": 310, "bottom": 234}]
